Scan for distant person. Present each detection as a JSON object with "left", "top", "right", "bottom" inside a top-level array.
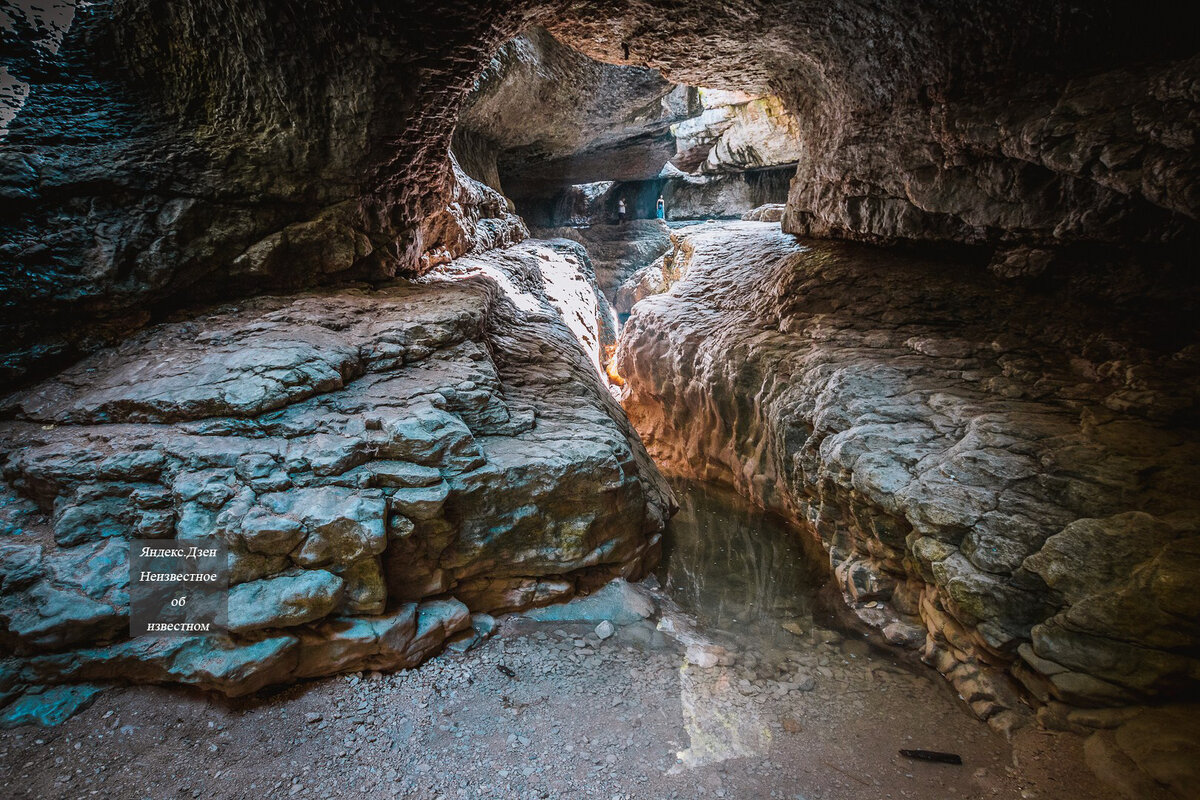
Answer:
[
  {"left": 617, "top": 198, "right": 627, "bottom": 225},
  {"left": 656, "top": 195, "right": 665, "bottom": 219}
]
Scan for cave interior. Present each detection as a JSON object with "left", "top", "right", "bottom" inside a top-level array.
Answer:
[{"left": 0, "top": 1, "right": 1198, "bottom": 798}]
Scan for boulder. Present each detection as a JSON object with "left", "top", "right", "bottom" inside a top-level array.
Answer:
[
  {"left": 0, "top": 239, "right": 671, "bottom": 697},
  {"left": 0, "top": 684, "right": 106, "bottom": 729}
]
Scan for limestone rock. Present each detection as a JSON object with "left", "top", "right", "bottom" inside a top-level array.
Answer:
[
  {"left": 519, "top": 579, "right": 657, "bottom": 626},
  {"left": 2, "top": 0, "right": 537, "bottom": 381},
  {"left": 742, "top": 204, "right": 785, "bottom": 223},
  {"left": 446, "top": 612, "right": 498, "bottom": 653},
  {"left": 23, "top": 634, "right": 301, "bottom": 698},
  {"left": 0, "top": 539, "right": 127, "bottom": 651},
  {"left": 661, "top": 169, "right": 794, "bottom": 221},
  {"left": 670, "top": 93, "right": 801, "bottom": 175},
  {"left": 0, "top": 684, "right": 105, "bottom": 729},
  {"left": 5, "top": 1, "right": 1197, "bottom": 384},
  {"left": 458, "top": 26, "right": 700, "bottom": 194},
  {"left": 617, "top": 221, "right": 1200, "bottom": 710},
  {"left": 294, "top": 598, "right": 471, "bottom": 677},
  {"left": 685, "top": 645, "right": 719, "bottom": 668},
  {"left": 0, "top": 239, "right": 671, "bottom": 696},
  {"left": 256, "top": 488, "right": 387, "bottom": 568},
  {"left": 531, "top": 221, "right": 670, "bottom": 303},
  {"left": 1109, "top": 705, "right": 1200, "bottom": 799},
  {"left": 226, "top": 571, "right": 345, "bottom": 633}
]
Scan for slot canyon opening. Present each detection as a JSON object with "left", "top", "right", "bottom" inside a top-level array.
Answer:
[{"left": 1, "top": 2, "right": 1198, "bottom": 799}]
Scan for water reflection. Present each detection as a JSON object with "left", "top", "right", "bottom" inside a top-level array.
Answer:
[
  {"left": 658, "top": 480, "right": 832, "bottom": 770},
  {"left": 657, "top": 479, "right": 828, "bottom": 663}
]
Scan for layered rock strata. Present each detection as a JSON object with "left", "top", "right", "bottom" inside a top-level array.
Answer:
[
  {"left": 7, "top": 2, "right": 1196, "bottom": 380},
  {"left": 617, "top": 222, "right": 1200, "bottom": 729},
  {"left": 531, "top": 220, "right": 670, "bottom": 304},
  {"left": 1, "top": 0, "right": 534, "bottom": 382},
  {"left": 668, "top": 91, "right": 801, "bottom": 176},
  {"left": 516, "top": 165, "right": 793, "bottom": 228},
  {"left": 658, "top": 167, "right": 793, "bottom": 221},
  {"left": 458, "top": 26, "right": 700, "bottom": 196},
  {"left": 551, "top": 3, "right": 1199, "bottom": 254},
  {"left": 0, "top": 239, "right": 671, "bottom": 699}
]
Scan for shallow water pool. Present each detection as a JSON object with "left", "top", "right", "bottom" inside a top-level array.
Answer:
[{"left": 657, "top": 479, "right": 831, "bottom": 661}]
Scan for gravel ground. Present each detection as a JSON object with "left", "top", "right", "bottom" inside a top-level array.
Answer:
[{"left": 0, "top": 614, "right": 1132, "bottom": 800}]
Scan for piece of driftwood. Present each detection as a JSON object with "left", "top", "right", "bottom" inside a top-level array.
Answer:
[{"left": 899, "top": 749, "right": 963, "bottom": 765}]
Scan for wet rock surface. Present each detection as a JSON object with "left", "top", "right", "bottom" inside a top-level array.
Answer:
[
  {"left": 618, "top": 222, "right": 1200, "bottom": 722},
  {"left": 3, "top": 3, "right": 1197, "bottom": 796},
  {"left": 0, "top": 239, "right": 671, "bottom": 697}
]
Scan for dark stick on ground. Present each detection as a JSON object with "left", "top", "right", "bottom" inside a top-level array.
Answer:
[{"left": 900, "top": 749, "right": 963, "bottom": 765}]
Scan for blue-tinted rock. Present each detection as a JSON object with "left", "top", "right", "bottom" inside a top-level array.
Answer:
[
  {"left": 226, "top": 570, "right": 345, "bottom": 633},
  {"left": 0, "top": 684, "right": 105, "bottom": 728},
  {"left": 518, "top": 579, "right": 656, "bottom": 625}
]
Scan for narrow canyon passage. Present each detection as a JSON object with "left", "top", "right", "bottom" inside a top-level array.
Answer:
[{"left": 2, "top": 2, "right": 1199, "bottom": 799}]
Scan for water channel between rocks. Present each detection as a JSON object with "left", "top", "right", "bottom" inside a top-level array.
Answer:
[
  {"left": 639, "top": 479, "right": 1008, "bottom": 774},
  {"left": 656, "top": 479, "right": 829, "bottom": 664},
  {"left": 0, "top": 479, "right": 1120, "bottom": 800}
]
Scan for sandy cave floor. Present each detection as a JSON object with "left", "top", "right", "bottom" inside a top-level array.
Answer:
[{"left": 0, "top": 616, "right": 1141, "bottom": 800}]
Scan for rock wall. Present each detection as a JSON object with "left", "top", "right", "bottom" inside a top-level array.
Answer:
[
  {"left": 3, "top": 0, "right": 1197, "bottom": 719},
  {"left": 1, "top": 0, "right": 534, "bottom": 382},
  {"left": 780, "top": 55, "right": 1200, "bottom": 256},
  {"left": 669, "top": 92, "right": 801, "bottom": 175},
  {"left": 416, "top": 153, "right": 528, "bottom": 272},
  {"left": 661, "top": 168, "right": 793, "bottom": 221},
  {"left": 457, "top": 26, "right": 700, "bottom": 197},
  {"left": 530, "top": 220, "right": 671, "bottom": 303},
  {"left": 617, "top": 222, "right": 1200, "bottom": 728},
  {"left": 0, "top": 238, "right": 671, "bottom": 699},
  {"left": 520, "top": 167, "right": 792, "bottom": 228},
  {"left": 549, "top": 2, "right": 1199, "bottom": 256},
  {"left": 6, "top": 1, "right": 1196, "bottom": 381}
]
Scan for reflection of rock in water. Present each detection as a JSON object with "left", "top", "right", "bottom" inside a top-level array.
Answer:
[
  {"left": 658, "top": 480, "right": 827, "bottom": 663},
  {"left": 672, "top": 663, "right": 772, "bottom": 770}
]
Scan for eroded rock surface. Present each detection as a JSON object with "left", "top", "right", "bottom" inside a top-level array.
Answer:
[
  {"left": 7, "top": 2, "right": 1195, "bottom": 381},
  {"left": 1, "top": 0, "right": 534, "bottom": 382},
  {"left": 551, "top": 4, "right": 1199, "bottom": 254},
  {"left": 0, "top": 239, "right": 671, "bottom": 698},
  {"left": 531, "top": 220, "right": 670, "bottom": 304},
  {"left": 669, "top": 91, "right": 801, "bottom": 176},
  {"left": 618, "top": 222, "right": 1200, "bottom": 726},
  {"left": 458, "top": 26, "right": 699, "bottom": 195}
]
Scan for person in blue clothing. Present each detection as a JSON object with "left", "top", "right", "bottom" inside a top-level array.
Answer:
[{"left": 656, "top": 195, "right": 665, "bottom": 219}]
